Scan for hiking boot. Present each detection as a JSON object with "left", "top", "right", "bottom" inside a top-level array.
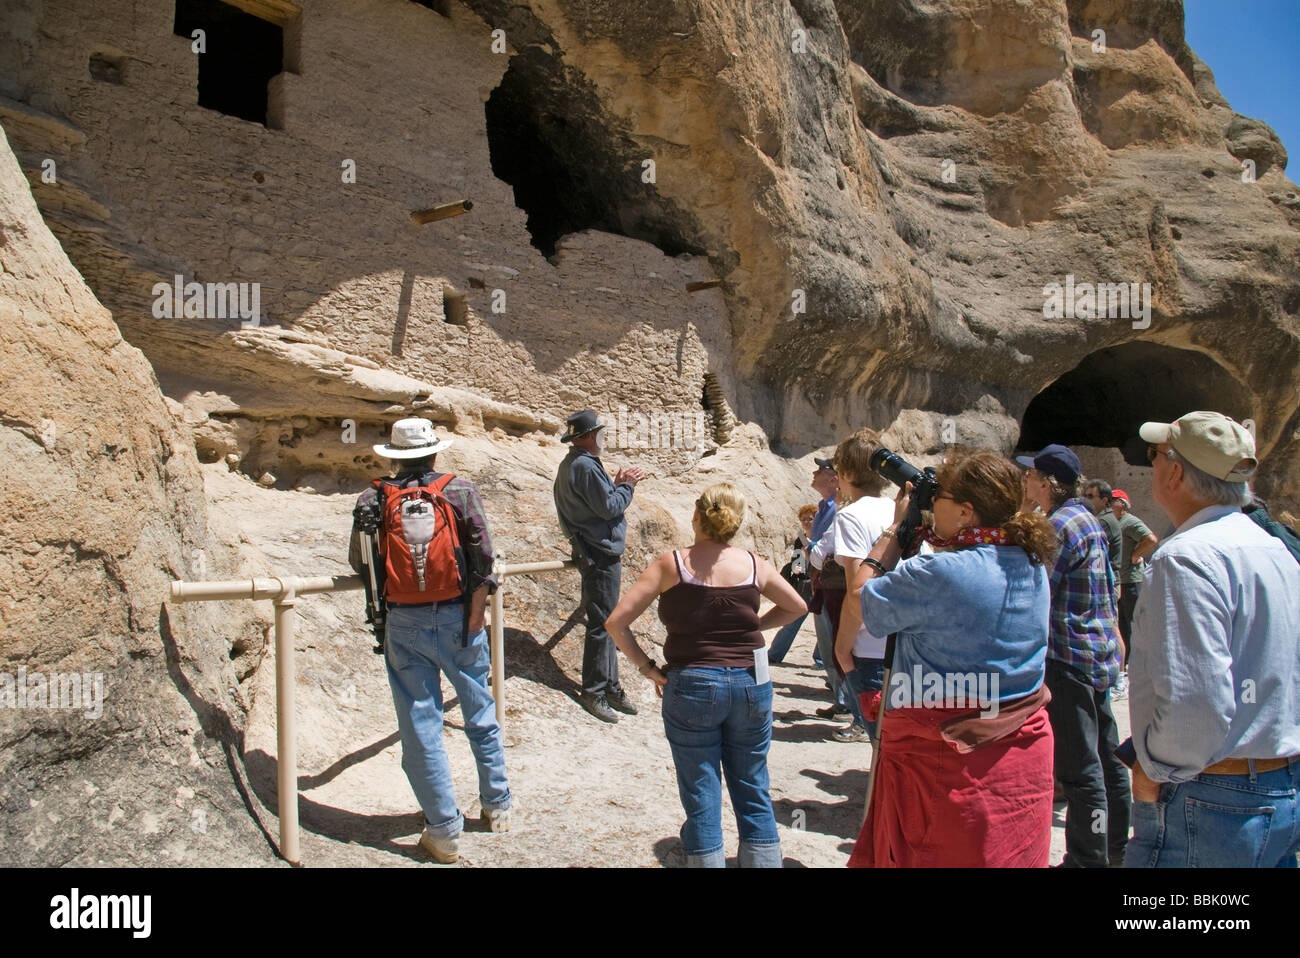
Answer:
[
  {"left": 832, "top": 722, "right": 870, "bottom": 743},
  {"left": 606, "top": 687, "right": 639, "bottom": 716},
  {"left": 578, "top": 692, "right": 619, "bottom": 724},
  {"left": 816, "top": 704, "right": 850, "bottom": 719},
  {"left": 419, "top": 829, "right": 459, "bottom": 864},
  {"left": 481, "top": 806, "right": 511, "bottom": 833}
]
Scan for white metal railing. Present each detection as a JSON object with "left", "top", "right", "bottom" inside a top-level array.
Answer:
[{"left": 168, "top": 555, "right": 576, "bottom": 865}]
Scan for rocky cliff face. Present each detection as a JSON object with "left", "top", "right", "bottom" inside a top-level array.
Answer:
[
  {"left": 456, "top": 0, "right": 1298, "bottom": 502},
  {"left": 1, "top": 0, "right": 1297, "bottom": 865},
  {"left": 0, "top": 127, "right": 277, "bottom": 864}
]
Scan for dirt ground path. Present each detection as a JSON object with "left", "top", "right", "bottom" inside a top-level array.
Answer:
[{"left": 207, "top": 466, "right": 1128, "bottom": 867}]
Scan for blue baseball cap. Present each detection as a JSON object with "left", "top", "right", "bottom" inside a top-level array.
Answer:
[{"left": 1014, "top": 443, "right": 1082, "bottom": 485}]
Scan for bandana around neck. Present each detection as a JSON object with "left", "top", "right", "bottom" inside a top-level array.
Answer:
[{"left": 921, "top": 526, "right": 1012, "bottom": 549}]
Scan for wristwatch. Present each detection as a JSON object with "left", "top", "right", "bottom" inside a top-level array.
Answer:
[{"left": 639, "top": 659, "right": 659, "bottom": 676}]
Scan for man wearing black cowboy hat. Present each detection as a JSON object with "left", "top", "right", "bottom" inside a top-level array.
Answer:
[{"left": 554, "top": 410, "right": 645, "bottom": 722}]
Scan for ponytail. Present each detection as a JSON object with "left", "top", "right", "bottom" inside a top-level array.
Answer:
[{"left": 1002, "top": 511, "right": 1058, "bottom": 565}]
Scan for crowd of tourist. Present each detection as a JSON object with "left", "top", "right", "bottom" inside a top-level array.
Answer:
[
  {"left": 606, "top": 409, "right": 1300, "bottom": 868},
  {"left": 353, "top": 408, "right": 1299, "bottom": 868}
]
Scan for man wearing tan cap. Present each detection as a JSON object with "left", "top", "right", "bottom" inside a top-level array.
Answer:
[{"left": 1125, "top": 411, "right": 1300, "bottom": 868}]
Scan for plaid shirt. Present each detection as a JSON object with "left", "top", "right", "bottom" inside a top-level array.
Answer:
[
  {"left": 349, "top": 470, "right": 498, "bottom": 594},
  {"left": 1046, "top": 498, "right": 1122, "bottom": 690}
]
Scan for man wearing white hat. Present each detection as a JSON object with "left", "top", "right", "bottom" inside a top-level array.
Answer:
[
  {"left": 1126, "top": 411, "right": 1300, "bottom": 868},
  {"left": 348, "top": 418, "right": 511, "bottom": 864}
]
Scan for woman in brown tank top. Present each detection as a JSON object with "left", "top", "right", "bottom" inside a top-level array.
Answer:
[{"left": 606, "top": 483, "right": 807, "bottom": 867}]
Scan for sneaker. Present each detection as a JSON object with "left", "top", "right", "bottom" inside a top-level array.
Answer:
[
  {"left": 832, "top": 722, "right": 870, "bottom": 743},
  {"left": 577, "top": 692, "right": 619, "bottom": 724},
  {"left": 481, "top": 806, "right": 511, "bottom": 833},
  {"left": 816, "top": 704, "right": 850, "bottom": 719},
  {"left": 1113, "top": 672, "right": 1128, "bottom": 699},
  {"left": 606, "top": 688, "right": 639, "bottom": 716},
  {"left": 419, "top": 829, "right": 459, "bottom": 864}
]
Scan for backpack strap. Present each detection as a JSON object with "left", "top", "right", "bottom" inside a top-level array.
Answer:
[
  {"left": 424, "top": 472, "right": 475, "bottom": 645},
  {"left": 370, "top": 478, "right": 389, "bottom": 555}
]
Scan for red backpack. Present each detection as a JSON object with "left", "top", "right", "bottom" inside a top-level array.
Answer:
[{"left": 373, "top": 474, "right": 467, "bottom": 604}]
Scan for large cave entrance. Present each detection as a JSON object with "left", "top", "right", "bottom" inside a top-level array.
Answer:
[
  {"left": 1018, "top": 342, "right": 1254, "bottom": 526},
  {"left": 483, "top": 48, "right": 705, "bottom": 259}
]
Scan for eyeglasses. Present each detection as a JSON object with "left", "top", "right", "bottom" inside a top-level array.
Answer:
[
  {"left": 1147, "top": 444, "right": 1175, "bottom": 464},
  {"left": 933, "top": 492, "right": 954, "bottom": 502}
]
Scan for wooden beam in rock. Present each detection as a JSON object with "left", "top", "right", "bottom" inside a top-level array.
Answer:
[
  {"left": 410, "top": 200, "right": 473, "bottom": 225},
  {"left": 224, "top": 0, "right": 303, "bottom": 26}
]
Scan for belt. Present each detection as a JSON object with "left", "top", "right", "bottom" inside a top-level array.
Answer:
[
  {"left": 386, "top": 597, "right": 463, "bottom": 608},
  {"left": 1201, "top": 755, "right": 1298, "bottom": 775}
]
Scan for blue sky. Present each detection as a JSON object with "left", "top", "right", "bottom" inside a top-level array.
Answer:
[{"left": 1183, "top": 0, "right": 1298, "bottom": 171}]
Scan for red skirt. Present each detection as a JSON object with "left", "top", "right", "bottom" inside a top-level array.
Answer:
[{"left": 848, "top": 704, "right": 1054, "bottom": 868}]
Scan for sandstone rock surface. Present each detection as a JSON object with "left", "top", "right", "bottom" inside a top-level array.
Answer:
[
  {"left": 1, "top": 0, "right": 1298, "bottom": 866},
  {"left": 0, "top": 127, "right": 272, "bottom": 866}
]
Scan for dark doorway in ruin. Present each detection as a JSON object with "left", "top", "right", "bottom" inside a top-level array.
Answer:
[
  {"left": 409, "top": 0, "right": 452, "bottom": 15},
  {"left": 174, "top": 0, "right": 283, "bottom": 126},
  {"left": 1018, "top": 342, "right": 1254, "bottom": 465},
  {"left": 484, "top": 48, "right": 706, "bottom": 259}
]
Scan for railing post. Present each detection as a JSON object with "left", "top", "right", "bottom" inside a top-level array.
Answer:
[
  {"left": 272, "top": 582, "right": 301, "bottom": 866},
  {"left": 166, "top": 561, "right": 577, "bottom": 864},
  {"left": 491, "top": 553, "right": 506, "bottom": 727}
]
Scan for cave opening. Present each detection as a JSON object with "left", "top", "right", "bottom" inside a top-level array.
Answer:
[
  {"left": 1018, "top": 343, "right": 1254, "bottom": 522},
  {"left": 174, "top": 0, "right": 284, "bottom": 127},
  {"left": 409, "top": 0, "right": 452, "bottom": 15},
  {"left": 1019, "top": 342, "right": 1253, "bottom": 461},
  {"left": 484, "top": 48, "right": 705, "bottom": 259}
]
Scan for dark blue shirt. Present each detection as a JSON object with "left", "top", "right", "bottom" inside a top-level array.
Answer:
[{"left": 554, "top": 448, "right": 634, "bottom": 558}]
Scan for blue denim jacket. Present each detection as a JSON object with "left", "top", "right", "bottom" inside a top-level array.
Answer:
[{"left": 861, "top": 545, "right": 1050, "bottom": 704}]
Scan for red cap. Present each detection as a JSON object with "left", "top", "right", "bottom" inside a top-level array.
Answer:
[{"left": 1111, "top": 489, "right": 1131, "bottom": 505}]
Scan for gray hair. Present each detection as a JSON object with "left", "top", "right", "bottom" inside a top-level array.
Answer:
[
  {"left": 1169, "top": 447, "right": 1251, "bottom": 508},
  {"left": 1045, "top": 473, "right": 1084, "bottom": 509},
  {"left": 1083, "top": 478, "right": 1113, "bottom": 499}
]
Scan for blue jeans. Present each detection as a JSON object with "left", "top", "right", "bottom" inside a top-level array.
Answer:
[
  {"left": 1126, "top": 758, "right": 1300, "bottom": 868},
  {"left": 844, "top": 656, "right": 885, "bottom": 738},
  {"left": 814, "top": 609, "right": 863, "bottom": 725},
  {"left": 385, "top": 602, "right": 512, "bottom": 839},
  {"left": 661, "top": 667, "right": 782, "bottom": 867},
  {"left": 768, "top": 614, "right": 806, "bottom": 662}
]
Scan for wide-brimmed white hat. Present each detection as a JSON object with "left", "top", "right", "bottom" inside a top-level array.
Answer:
[{"left": 373, "top": 418, "right": 454, "bottom": 459}]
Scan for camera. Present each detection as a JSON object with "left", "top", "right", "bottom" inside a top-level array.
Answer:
[
  {"left": 869, "top": 447, "right": 940, "bottom": 555},
  {"left": 353, "top": 498, "right": 383, "bottom": 535}
]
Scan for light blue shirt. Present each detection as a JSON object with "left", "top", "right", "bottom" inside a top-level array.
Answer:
[
  {"left": 1130, "top": 505, "right": 1300, "bottom": 783},
  {"left": 808, "top": 497, "right": 837, "bottom": 560},
  {"left": 860, "top": 545, "right": 1050, "bottom": 704}
]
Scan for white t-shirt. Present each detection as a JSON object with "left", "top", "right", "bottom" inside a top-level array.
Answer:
[{"left": 828, "top": 496, "right": 896, "bottom": 658}]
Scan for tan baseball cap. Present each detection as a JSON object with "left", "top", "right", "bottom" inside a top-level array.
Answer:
[{"left": 1139, "top": 411, "right": 1257, "bottom": 481}]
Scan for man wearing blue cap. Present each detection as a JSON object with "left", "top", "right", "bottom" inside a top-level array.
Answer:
[{"left": 1020, "top": 443, "right": 1129, "bottom": 867}]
